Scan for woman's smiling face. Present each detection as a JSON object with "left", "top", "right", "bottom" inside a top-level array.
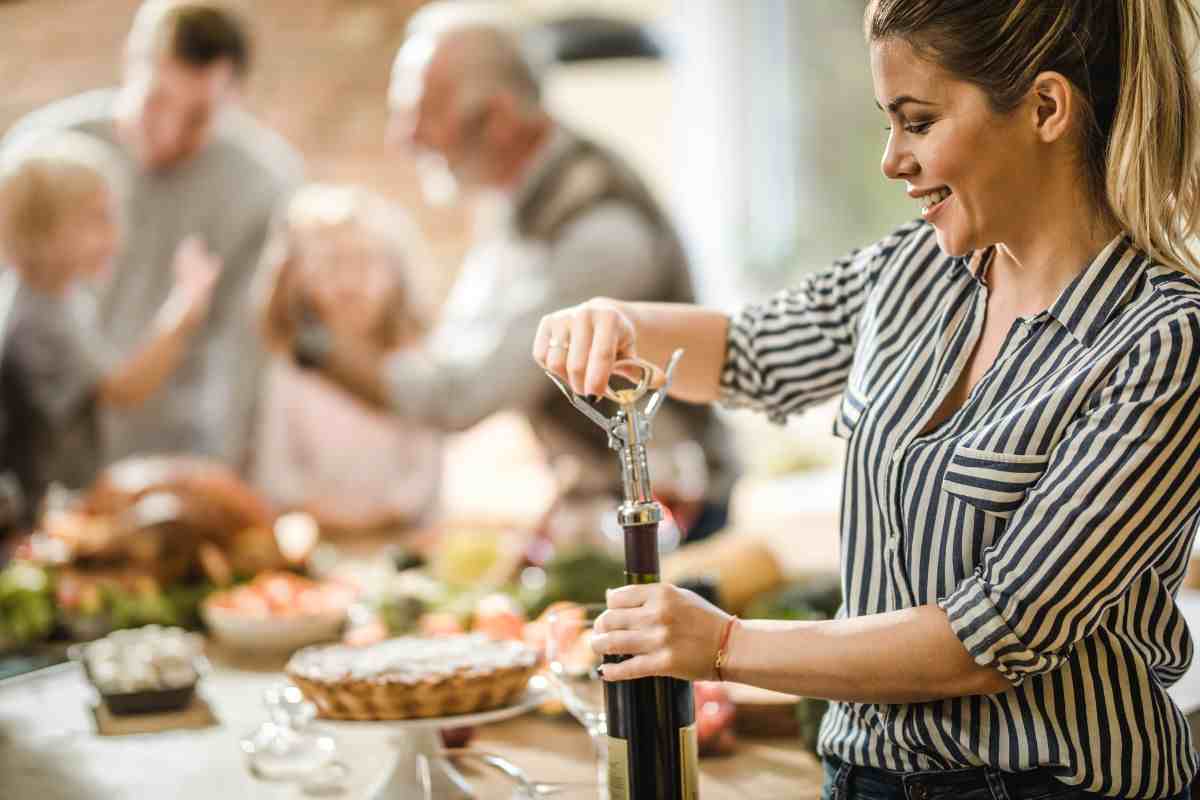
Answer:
[{"left": 871, "top": 37, "right": 1035, "bottom": 258}]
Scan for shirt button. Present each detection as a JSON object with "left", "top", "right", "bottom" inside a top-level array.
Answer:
[{"left": 911, "top": 785, "right": 930, "bottom": 800}]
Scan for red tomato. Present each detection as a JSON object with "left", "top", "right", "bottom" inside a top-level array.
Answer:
[{"left": 439, "top": 726, "right": 475, "bottom": 748}]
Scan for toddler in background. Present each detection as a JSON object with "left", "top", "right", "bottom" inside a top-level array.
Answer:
[
  {"left": 0, "top": 132, "right": 219, "bottom": 521},
  {"left": 255, "top": 184, "right": 441, "bottom": 533}
]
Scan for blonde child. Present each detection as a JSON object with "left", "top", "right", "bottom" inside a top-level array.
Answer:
[
  {"left": 255, "top": 184, "right": 440, "bottom": 533},
  {"left": 0, "top": 131, "right": 219, "bottom": 520}
]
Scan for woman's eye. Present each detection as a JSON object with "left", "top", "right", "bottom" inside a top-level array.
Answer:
[{"left": 883, "top": 121, "right": 933, "bottom": 135}]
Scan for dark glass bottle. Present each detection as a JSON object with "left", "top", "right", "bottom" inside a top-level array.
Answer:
[
  {"left": 539, "top": 349, "right": 697, "bottom": 799},
  {"left": 604, "top": 523, "right": 698, "bottom": 800}
]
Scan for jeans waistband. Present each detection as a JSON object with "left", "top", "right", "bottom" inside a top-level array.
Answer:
[{"left": 822, "top": 754, "right": 1073, "bottom": 800}]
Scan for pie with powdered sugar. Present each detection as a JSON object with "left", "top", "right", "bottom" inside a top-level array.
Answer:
[{"left": 286, "top": 634, "right": 538, "bottom": 720}]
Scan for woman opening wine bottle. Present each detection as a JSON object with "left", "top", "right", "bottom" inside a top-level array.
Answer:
[{"left": 533, "top": 2, "right": 1200, "bottom": 798}]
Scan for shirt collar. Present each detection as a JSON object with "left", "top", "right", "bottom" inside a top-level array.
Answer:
[
  {"left": 1045, "top": 234, "right": 1146, "bottom": 345},
  {"left": 944, "top": 245, "right": 992, "bottom": 287},
  {"left": 946, "top": 234, "right": 1146, "bottom": 345}
]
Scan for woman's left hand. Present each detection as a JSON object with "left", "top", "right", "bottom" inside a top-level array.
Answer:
[{"left": 592, "top": 583, "right": 732, "bottom": 682}]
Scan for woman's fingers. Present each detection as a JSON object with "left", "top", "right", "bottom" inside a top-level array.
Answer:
[
  {"left": 606, "top": 584, "right": 653, "bottom": 609},
  {"left": 585, "top": 312, "right": 619, "bottom": 397},
  {"left": 531, "top": 317, "right": 551, "bottom": 365},
  {"left": 599, "top": 653, "right": 669, "bottom": 682},
  {"left": 531, "top": 301, "right": 635, "bottom": 398},
  {"left": 533, "top": 314, "right": 567, "bottom": 368},
  {"left": 566, "top": 311, "right": 595, "bottom": 395},
  {"left": 542, "top": 318, "right": 572, "bottom": 378},
  {"left": 594, "top": 606, "right": 655, "bottom": 634},
  {"left": 590, "top": 628, "right": 663, "bottom": 657}
]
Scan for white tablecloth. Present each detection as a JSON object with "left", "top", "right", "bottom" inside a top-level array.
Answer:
[{"left": 4, "top": 591, "right": 1200, "bottom": 800}]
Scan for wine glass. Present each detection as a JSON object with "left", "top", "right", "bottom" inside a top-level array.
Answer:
[
  {"left": 546, "top": 603, "right": 608, "bottom": 795},
  {"left": 648, "top": 440, "right": 709, "bottom": 549},
  {"left": 240, "top": 683, "right": 347, "bottom": 789}
]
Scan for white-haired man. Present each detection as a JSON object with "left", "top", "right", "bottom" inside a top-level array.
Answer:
[{"left": 288, "top": 14, "right": 736, "bottom": 539}]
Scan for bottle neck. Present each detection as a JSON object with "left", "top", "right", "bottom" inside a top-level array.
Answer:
[{"left": 623, "top": 522, "right": 660, "bottom": 582}]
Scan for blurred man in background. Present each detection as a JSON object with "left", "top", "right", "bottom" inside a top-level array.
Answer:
[
  {"left": 3, "top": 0, "right": 302, "bottom": 471},
  {"left": 284, "top": 10, "right": 736, "bottom": 540}
]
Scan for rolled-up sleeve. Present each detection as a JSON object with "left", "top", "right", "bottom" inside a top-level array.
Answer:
[{"left": 940, "top": 310, "right": 1200, "bottom": 686}]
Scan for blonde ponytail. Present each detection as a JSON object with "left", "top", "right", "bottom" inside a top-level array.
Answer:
[{"left": 1106, "top": 0, "right": 1200, "bottom": 274}]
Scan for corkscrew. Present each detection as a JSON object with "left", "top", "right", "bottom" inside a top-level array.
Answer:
[{"left": 543, "top": 349, "right": 684, "bottom": 527}]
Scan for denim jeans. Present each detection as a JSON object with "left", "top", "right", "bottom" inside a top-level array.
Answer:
[{"left": 820, "top": 755, "right": 1192, "bottom": 800}]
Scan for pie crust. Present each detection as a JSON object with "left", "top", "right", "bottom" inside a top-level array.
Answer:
[{"left": 287, "top": 634, "right": 538, "bottom": 720}]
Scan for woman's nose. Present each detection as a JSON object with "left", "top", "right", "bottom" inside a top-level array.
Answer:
[{"left": 880, "top": 130, "right": 916, "bottom": 181}]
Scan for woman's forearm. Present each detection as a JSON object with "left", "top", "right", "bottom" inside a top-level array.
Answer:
[
  {"left": 724, "top": 604, "right": 1010, "bottom": 704},
  {"left": 612, "top": 301, "right": 729, "bottom": 404}
]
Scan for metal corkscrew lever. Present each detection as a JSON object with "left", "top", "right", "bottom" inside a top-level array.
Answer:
[{"left": 543, "top": 349, "right": 684, "bottom": 527}]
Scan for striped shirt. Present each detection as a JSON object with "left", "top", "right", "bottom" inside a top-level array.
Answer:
[{"left": 720, "top": 221, "right": 1200, "bottom": 798}]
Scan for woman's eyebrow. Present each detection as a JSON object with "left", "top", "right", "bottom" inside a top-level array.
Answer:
[{"left": 875, "top": 95, "right": 937, "bottom": 113}]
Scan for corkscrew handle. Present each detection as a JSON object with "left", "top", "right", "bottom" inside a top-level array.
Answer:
[{"left": 542, "top": 349, "right": 685, "bottom": 445}]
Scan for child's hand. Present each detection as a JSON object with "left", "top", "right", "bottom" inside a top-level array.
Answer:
[{"left": 168, "top": 236, "right": 222, "bottom": 329}]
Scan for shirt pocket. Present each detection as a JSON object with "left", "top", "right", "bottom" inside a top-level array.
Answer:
[
  {"left": 942, "top": 444, "right": 1050, "bottom": 520},
  {"left": 832, "top": 385, "right": 870, "bottom": 440}
]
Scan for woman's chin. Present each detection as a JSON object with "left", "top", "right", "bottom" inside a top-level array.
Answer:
[{"left": 932, "top": 226, "right": 972, "bottom": 259}]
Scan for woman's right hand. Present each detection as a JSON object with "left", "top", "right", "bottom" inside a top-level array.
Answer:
[{"left": 532, "top": 298, "right": 640, "bottom": 397}]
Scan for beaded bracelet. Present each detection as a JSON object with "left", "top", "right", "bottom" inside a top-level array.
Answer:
[{"left": 713, "top": 616, "right": 739, "bottom": 682}]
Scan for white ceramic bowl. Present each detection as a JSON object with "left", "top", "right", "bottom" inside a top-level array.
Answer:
[{"left": 201, "top": 604, "right": 347, "bottom": 653}]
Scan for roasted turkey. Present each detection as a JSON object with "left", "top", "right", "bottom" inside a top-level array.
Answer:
[{"left": 41, "top": 456, "right": 284, "bottom": 585}]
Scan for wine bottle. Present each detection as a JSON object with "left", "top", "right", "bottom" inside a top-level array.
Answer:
[
  {"left": 539, "top": 349, "right": 698, "bottom": 799},
  {"left": 604, "top": 522, "right": 698, "bottom": 800}
]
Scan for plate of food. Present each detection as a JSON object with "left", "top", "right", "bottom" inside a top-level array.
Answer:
[
  {"left": 71, "top": 625, "right": 207, "bottom": 715},
  {"left": 201, "top": 571, "right": 356, "bottom": 653}
]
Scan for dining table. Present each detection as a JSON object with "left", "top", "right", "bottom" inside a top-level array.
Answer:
[
  {"left": 0, "top": 637, "right": 825, "bottom": 800},
  {"left": 9, "top": 589, "right": 1200, "bottom": 799},
  {"left": 5, "top": 420, "right": 1200, "bottom": 799}
]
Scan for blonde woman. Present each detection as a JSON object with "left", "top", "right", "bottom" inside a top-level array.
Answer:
[
  {"left": 254, "top": 185, "right": 440, "bottom": 533},
  {"left": 0, "top": 132, "right": 219, "bottom": 516},
  {"left": 536, "top": 1, "right": 1200, "bottom": 797}
]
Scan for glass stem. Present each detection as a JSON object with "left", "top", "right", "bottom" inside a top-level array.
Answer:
[{"left": 590, "top": 733, "right": 608, "bottom": 797}]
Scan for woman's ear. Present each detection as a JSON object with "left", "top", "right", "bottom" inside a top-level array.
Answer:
[{"left": 1029, "top": 71, "right": 1075, "bottom": 144}]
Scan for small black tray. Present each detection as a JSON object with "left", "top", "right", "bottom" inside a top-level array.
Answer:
[
  {"left": 100, "top": 683, "right": 196, "bottom": 715},
  {"left": 69, "top": 643, "right": 204, "bottom": 716}
]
